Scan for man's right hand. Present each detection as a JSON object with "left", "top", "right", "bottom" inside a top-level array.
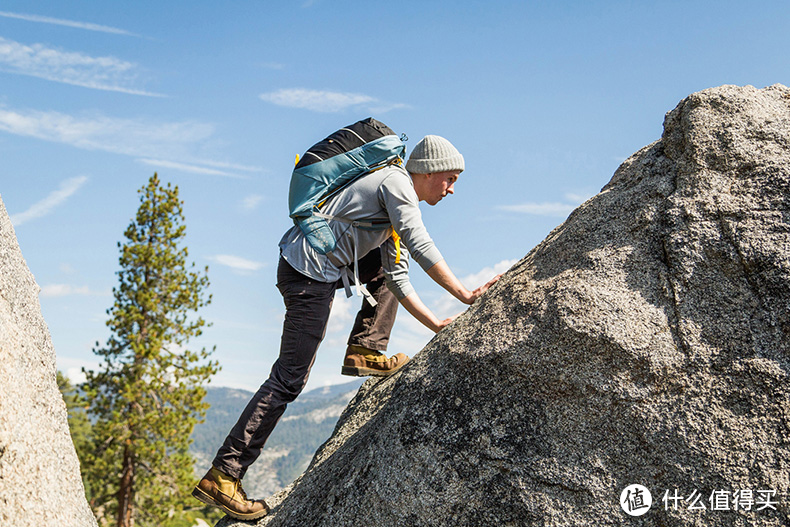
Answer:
[
  {"left": 405, "top": 263, "right": 504, "bottom": 333},
  {"left": 427, "top": 261, "right": 503, "bottom": 305},
  {"left": 436, "top": 313, "right": 461, "bottom": 331},
  {"left": 466, "top": 273, "right": 502, "bottom": 304}
]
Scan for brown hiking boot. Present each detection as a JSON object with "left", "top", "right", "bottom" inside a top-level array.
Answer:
[
  {"left": 192, "top": 466, "right": 269, "bottom": 520},
  {"left": 341, "top": 345, "right": 409, "bottom": 377}
]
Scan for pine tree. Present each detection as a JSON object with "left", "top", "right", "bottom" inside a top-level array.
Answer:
[{"left": 82, "top": 174, "right": 219, "bottom": 527}]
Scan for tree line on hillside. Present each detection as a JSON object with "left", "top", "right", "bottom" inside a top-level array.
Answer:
[{"left": 60, "top": 174, "right": 222, "bottom": 527}]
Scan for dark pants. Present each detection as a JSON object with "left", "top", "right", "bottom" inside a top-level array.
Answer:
[{"left": 212, "top": 249, "right": 398, "bottom": 479}]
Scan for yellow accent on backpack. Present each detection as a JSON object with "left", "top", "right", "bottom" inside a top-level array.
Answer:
[{"left": 391, "top": 229, "right": 401, "bottom": 264}]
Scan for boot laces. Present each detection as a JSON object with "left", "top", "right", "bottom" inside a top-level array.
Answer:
[{"left": 234, "top": 480, "right": 249, "bottom": 502}]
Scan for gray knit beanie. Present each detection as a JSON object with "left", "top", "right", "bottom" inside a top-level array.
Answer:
[{"left": 405, "top": 135, "right": 465, "bottom": 174}]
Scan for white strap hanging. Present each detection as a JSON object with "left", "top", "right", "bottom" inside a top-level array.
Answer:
[{"left": 315, "top": 212, "right": 378, "bottom": 307}]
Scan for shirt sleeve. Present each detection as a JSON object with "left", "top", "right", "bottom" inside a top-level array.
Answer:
[
  {"left": 379, "top": 233, "right": 414, "bottom": 300},
  {"left": 378, "top": 171, "right": 444, "bottom": 272}
]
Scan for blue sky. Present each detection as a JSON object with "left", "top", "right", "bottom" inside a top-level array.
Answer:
[{"left": 2, "top": 1, "right": 788, "bottom": 391}]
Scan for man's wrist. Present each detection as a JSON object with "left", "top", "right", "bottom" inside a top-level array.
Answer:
[{"left": 458, "top": 289, "right": 474, "bottom": 305}]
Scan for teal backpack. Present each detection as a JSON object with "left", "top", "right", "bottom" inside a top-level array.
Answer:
[
  {"left": 288, "top": 118, "right": 406, "bottom": 255},
  {"left": 288, "top": 118, "right": 407, "bottom": 304}
]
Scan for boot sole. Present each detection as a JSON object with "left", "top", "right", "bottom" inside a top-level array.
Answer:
[
  {"left": 341, "top": 361, "right": 407, "bottom": 377},
  {"left": 191, "top": 487, "right": 268, "bottom": 520}
]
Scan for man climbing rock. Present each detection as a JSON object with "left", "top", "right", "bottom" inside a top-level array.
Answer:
[{"left": 193, "top": 124, "right": 500, "bottom": 520}]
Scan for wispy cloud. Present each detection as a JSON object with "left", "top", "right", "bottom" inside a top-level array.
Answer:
[
  {"left": 563, "top": 192, "right": 593, "bottom": 204},
  {"left": 59, "top": 263, "right": 77, "bottom": 274},
  {"left": 137, "top": 158, "right": 245, "bottom": 178},
  {"left": 65, "top": 366, "right": 88, "bottom": 385},
  {"left": 10, "top": 176, "right": 88, "bottom": 226},
  {"left": 497, "top": 193, "right": 592, "bottom": 217},
  {"left": 40, "top": 284, "right": 109, "bottom": 297},
  {"left": 0, "top": 105, "right": 211, "bottom": 160},
  {"left": 241, "top": 194, "right": 265, "bottom": 211},
  {"left": 259, "top": 88, "right": 408, "bottom": 113},
  {"left": 198, "top": 159, "right": 264, "bottom": 173},
  {"left": 0, "top": 37, "right": 159, "bottom": 95},
  {"left": 459, "top": 259, "right": 517, "bottom": 291},
  {"left": 0, "top": 10, "right": 142, "bottom": 37},
  {"left": 323, "top": 292, "right": 355, "bottom": 347},
  {"left": 58, "top": 356, "right": 101, "bottom": 385},
  {"left": 0, "top": 105, "right": 257, "bottom": 178},
  {"left": 497, "top": 202, "right": 577, "bottom": 216},
  {"left": 208, "top": 254, "right": 265, "bottom": 273}
]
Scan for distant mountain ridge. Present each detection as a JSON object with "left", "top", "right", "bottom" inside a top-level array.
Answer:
[{"left": 191, "top": 380, "right": 364, "bottom": 497}]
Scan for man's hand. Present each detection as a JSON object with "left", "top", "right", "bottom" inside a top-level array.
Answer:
[
  {"left": 436, "top": 313, "right": 461, "bottom": 331},
  {"left": 465, "top": 273, "right": 502, "bottom": 304},
  {"left": 401, "top": 267, "right": 504, "bottom": 333},
  {"left": 427, "top": 261, "right": 504, "bottom": 305}
]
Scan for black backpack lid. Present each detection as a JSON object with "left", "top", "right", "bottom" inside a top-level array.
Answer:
[{"left": 295, "top": 118, "right": 396, "bottom": 169}]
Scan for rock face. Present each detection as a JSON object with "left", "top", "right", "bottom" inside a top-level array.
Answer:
[
  {"left": 0, "top": 197, "right": 97, "bottom": 526},
  {"left": 221, "top": 85, "right": 790, "bottom": 527}
]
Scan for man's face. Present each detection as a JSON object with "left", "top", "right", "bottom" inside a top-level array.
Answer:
[{"left": 423, "top": 171, "right": 460, "bottom": 206}]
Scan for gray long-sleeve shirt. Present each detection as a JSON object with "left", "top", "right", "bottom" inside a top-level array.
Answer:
[{"left": 278, "top": 164, "right": 443, "bottom": 299}]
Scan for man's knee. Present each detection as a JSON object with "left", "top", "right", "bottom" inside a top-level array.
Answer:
[{"left": 266, "top": 364, "right": 310, "bottom": 402}]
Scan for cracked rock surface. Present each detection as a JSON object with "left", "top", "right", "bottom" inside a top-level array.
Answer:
[
  {"left": 221, "top": 85, "right": 790, "bottom": 527},
  {"left": 0, "top": 197, "right": 97, "bottom": 527}
]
